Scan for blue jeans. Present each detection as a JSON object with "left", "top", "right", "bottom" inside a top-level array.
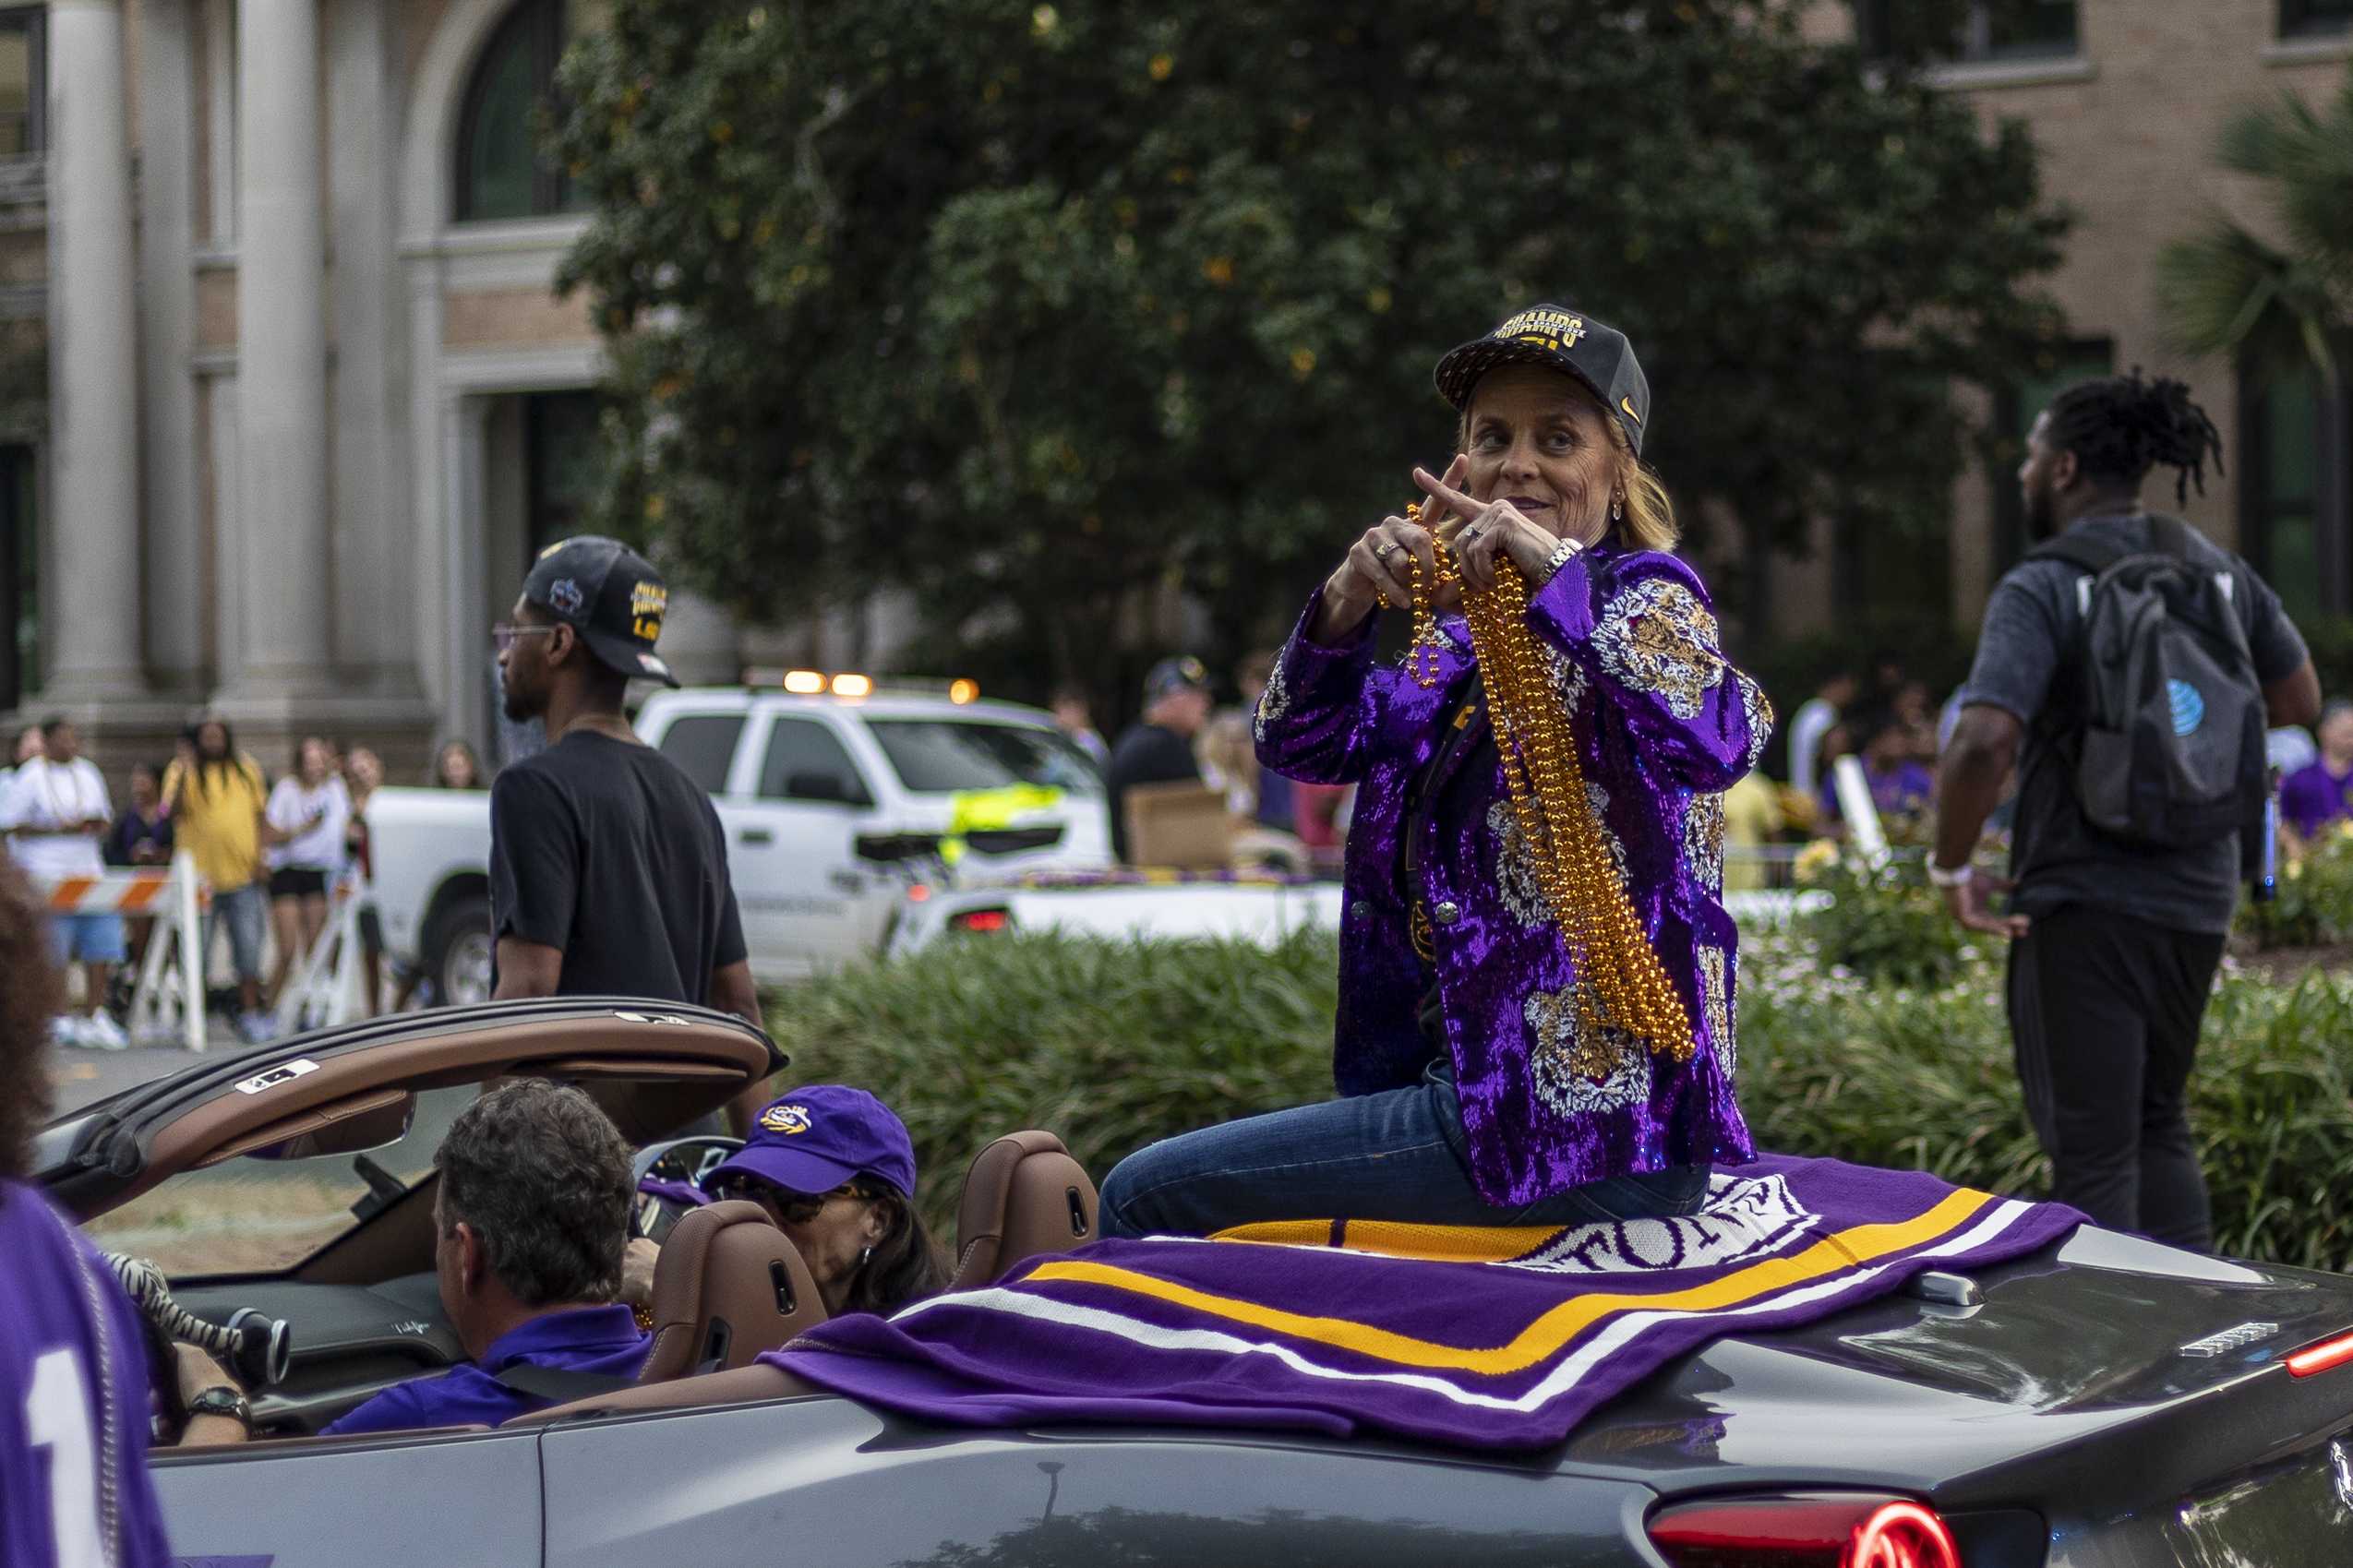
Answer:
[
  {"left": 50, "top": 913, "right": 127, "bottom": 964},
  {"left": 207, "top": 883, "right": 269, "bottom": 984},
  {"left": 1099, "top": 1062, "right": 1709, "bottom": 1239}
]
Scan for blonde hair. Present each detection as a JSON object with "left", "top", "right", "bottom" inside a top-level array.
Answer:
[{"left": 1453, "top": 378, "right": 1680, "bottom": 553}]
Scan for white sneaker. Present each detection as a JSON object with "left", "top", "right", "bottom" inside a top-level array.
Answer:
[
  {"left": 82, "top": 1013, "right": 128, "bottom": 1050},
  {"left": 234, "top": 1011, "right": 278, "bottom": 1046},
  {"left": 48, "top": 1015, "right": 86, "bottom": 1047}
]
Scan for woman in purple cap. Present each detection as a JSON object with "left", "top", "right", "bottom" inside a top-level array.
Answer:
[
  {"left": 630, "top": 1086, "right": 948, "bottom": 1317},
  {"left": 1101, "top": 305, "right": 1771, "bottom": 1238}
]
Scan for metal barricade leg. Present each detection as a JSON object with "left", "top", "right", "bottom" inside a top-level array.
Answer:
[
  {"left": 125, "top": 853, "right": 208, "bottom": 1051},
  {"left": 275, "top": 881, "right": 363, "bottom": 1036}
]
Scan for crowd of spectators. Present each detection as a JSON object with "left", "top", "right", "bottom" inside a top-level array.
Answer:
[{"left": 0, "top": 714, "right": 487, "bottom": 1048}]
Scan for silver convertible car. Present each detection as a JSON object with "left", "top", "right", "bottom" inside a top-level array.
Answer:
[{"left": 34, "top": 1001, "right": 2353, "bottom": 1566}]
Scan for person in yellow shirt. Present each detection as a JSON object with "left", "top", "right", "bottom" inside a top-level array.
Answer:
[
  {"left": 1720, "top": 768, "right": 1784, "bottom": 893},
  {"left": 162, "top": 714, "right": 283, "bottom": 1044}
]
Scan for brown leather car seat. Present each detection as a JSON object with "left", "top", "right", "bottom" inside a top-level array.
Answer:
[
  {"left": 637, "top": 1199, "right": 826, "bottom": 1383},
  {"left": 951, "top": 1131, "right": 1099, "bottom": 1290}
]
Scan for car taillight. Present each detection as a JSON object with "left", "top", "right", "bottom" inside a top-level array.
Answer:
[
  {"left": 2287, "top": 1328, "right": 2353, "bottom": 1377},
  {"left": 1648, "top": 1492, "right": 1963, "bottom": 1568},
  {"left": 950, "top": 907, "right": 1012, "bottom": 933}
]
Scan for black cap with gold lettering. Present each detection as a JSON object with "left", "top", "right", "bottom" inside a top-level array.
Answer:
[
  {"left": 1433, "top": 305, "right": 1651, "bottom": 457},
  {"left": 522, "top": 535, "right": 680, "bottom": 688}
]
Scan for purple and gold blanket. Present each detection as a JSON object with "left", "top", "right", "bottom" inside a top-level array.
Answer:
[{"left": 767, "top": 1155, "right": 2083, "bottom": 1450}]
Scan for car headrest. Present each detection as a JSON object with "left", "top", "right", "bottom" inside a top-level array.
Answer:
[
  {"left": 951, "top": 1130, "right": 1098, "bottom": 1290},
  {"left": 638, "top": 1199, "right": 825, "bottom": 1383}
]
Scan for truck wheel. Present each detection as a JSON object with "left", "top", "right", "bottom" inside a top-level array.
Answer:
[{"left": 425, "top": 894, "right": 495, "bottom": 1009}]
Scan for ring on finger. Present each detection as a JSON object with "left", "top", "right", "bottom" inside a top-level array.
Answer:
[{"left": 1375, "top": 542, "right": 1402, "bottom": 562}]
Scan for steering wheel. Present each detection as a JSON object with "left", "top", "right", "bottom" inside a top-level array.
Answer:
[{"left": 630, "top": 1135, "right": 743, "bottom": 1243}]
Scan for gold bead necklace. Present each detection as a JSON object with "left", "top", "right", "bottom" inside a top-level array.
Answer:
[{"left": 1404, "top": 505, "right": 1695, "bottom": 1068}]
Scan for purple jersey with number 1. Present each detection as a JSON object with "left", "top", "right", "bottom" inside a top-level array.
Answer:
[{"left": 0, "top": 1180, "right": 172, "bottom": 1568}]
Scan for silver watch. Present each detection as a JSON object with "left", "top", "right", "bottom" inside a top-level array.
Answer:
[
  {"left": 1925, "top": 860, "right": 1974, "bottom": 889},
  {"left": 186, "top": 1385, "right": 251, "bottom": 1429},
  {"left": 1539, "top": 538, "right": 1584, "bottom": 582}
]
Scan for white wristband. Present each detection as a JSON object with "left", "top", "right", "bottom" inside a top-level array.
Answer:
[{"left": 1925, "top": 860, "right": 1973, "bottom": 889}]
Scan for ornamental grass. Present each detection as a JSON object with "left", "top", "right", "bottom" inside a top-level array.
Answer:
[{"left": 768, "top": 920, "right": 2353, "bottom": 1274}]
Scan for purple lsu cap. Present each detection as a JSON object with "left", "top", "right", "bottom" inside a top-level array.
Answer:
[{"left": 702, "top": 1085, "right": 918, "bottom": 1198}]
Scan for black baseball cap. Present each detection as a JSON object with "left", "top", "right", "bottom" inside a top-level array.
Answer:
[
  {"left": 1433, "top": 305, "right": 1652, "bottom": 456},
  {"left": 522, "top": 536, "right": 680, "bottom": 688},
  {"left": 1143, "top": 655, "right": 1210, "bottom": 702}
]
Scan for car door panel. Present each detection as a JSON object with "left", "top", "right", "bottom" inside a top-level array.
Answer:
[
  {"left": 539, "top": 1399, "right": 1651, "bottom": 1566},
  {"left": 722, "top": 712, "right": 887, "bottom": 978},
  {"left": 153, "top": 1427, "right": 544, "bottom": 1568}
]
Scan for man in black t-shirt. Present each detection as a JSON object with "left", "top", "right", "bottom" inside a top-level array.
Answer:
[
  {"left": 1106, "top": 656, "right": 1213, "bottom": 862},
  {"left": 1934, "top": 373, "right": 2319, "bottom": 1250},
  {"left": 490, "top": 536, "right": 766, "bottom": 1131}
]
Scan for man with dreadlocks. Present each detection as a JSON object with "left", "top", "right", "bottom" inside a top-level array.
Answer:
[{"left": 1935, "top": 371, "right": 2320, "bottom": 1250}]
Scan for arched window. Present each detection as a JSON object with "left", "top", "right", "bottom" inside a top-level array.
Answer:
[{"left": 453, "top": 0, "right": 586, "bottom": 222}]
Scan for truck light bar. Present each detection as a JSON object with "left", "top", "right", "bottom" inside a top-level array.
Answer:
[{"left": 740, "top": 667, "right": 981, "bottom": 704}]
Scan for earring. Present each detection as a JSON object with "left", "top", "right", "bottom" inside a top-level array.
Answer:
[
  {"left": 859, "top": 1245, "right": 873, "bottom": 1268},
  {"left": 1611, "top": 495, "right": 1624, "bottom": 523}
]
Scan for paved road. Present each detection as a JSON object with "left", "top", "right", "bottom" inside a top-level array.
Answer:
[{"left": 49, "top": 1026, "right": 273, "bottom": 1116}]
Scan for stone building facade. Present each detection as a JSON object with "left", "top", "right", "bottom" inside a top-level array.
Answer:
[{"left": 11, "top": 0, "right": 814, "bottom": 776}]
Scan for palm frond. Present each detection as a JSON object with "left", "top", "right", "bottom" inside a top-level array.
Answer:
[
  {"left": 2215, "top": 87, "right": 2353, "bottom": 286},
  {"left": 2156, "top": 221, "right": 2299, "bottom": 356}
]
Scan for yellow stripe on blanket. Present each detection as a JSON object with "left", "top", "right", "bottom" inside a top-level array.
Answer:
[
  {"left": 1209, "top": 1217, "right": 1564, "bottom": 1262},
  {"left": 1030, "top": 1187, "right": 1994, "bottom": 1376}
]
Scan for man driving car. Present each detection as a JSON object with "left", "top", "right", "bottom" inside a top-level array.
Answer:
[{"left": 322, "top": 1080, "right": 648, "bottom": 1435}]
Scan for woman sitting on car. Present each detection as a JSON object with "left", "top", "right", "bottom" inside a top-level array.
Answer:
[
  {"left": 626, "top": 1086, "right": 949, "bottom": 1318},
  {"left": 1100, "top": 305, "right": 1770, "bottom": 1238}
]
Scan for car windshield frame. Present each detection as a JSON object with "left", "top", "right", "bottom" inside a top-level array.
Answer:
[
  {"left": 78, "top": 1082, "right": 470, "bottom": 1281},
  {"left": 863, "top": 717, "right": 1105, "bottom": 796}
]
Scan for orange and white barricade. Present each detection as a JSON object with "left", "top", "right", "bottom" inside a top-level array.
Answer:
[
  {"left": 32, "top": 851, "right": 210, "bottom": 1052},
  {"left": 272, "top": 874, "right": 365, "bottom": 1038}
]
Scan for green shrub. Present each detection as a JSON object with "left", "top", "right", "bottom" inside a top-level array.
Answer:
[
  {"left": 769, "top": 928, "right": 2353, "bottom": 1272},
  {"left": 2239, "top": 820, "right": 2353, "bottom": 950},
  {"left": 768, "top": 930, "right": 1340, "bottom": 1230},
  {"left": 1737, "top": 931, "right": 2044, "bottom": 1196},
  {"left": 1794, "top": 849, "right": 1971, "bottom": 987}
]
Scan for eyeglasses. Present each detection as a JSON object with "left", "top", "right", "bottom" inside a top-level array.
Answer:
[
  {"left": 492, "top": 624, "right": 560, "bottom": 654},
  {"left": 713, "top": 1179, "right": 859, "bottom": 1226}
]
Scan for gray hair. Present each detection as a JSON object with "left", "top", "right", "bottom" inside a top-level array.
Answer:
[{"left": 437, "top": 1081, "right": 632, "bottom": 1307}]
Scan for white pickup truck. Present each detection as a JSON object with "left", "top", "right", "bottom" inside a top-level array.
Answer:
[{"left": 366, "top": 685, "right": 1112, "bottom": 1003}]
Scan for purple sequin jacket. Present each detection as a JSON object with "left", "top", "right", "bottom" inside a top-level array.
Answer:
[{"left": 1254, "top": 545, "right": 1771, "bottom": 1206}]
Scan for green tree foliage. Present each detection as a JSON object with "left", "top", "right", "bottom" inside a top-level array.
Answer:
[
  {"left": 2156, "top": 65, "right": 2353, "bottom": 377},
  {"left": 550, "top": 1, "right": 2062, "bottom": 707}
]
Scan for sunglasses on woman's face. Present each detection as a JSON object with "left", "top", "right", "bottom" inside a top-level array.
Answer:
[{"left": 713, "top": 1178, "right": 857, "bottom": 1226}]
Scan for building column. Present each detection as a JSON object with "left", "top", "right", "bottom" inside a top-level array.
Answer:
[
  {"left": 227, "top": 0, "right": 330, "bottom": 701},
  {"left": 42, "top": 0, "right": 146, "bottom": 701},
  {"left": 138, "top": 0, "right": 204, "bottom": 695}
]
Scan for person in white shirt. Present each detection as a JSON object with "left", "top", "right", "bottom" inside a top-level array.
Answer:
[
  {"left": 1786, "top": 671, "right": 1858, "bottom": 801},
  {"left": 2, "top": 717, "right": 126, "bottom": 1047},
  {"left": 2267, "top": 724, "right": 2319, "bottom": 777},
  {"left": 263, "top": 736, "right": 351, "bottom": 1007}
]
